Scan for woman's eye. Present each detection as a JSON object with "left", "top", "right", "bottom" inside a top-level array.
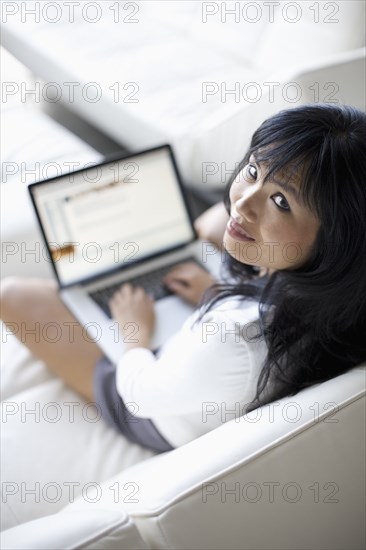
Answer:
[
  {"left": 246, "top": 164, "right": 257, "bottom": 180},
  {"left": 272, "top": 193, "right": 290, "bottom": 212}
]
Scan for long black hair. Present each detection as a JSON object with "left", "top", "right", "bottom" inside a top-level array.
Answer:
[{"left": 195, "top": 103, "right": 366, "bottom": 411}]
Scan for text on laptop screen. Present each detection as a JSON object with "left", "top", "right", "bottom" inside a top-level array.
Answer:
[{"left": 30, "top": 147, "right": 195, "bottom": 286}]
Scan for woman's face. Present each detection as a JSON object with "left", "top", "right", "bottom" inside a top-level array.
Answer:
[{"left": 223, "top": 154, "right": 320, "bottom": 273}]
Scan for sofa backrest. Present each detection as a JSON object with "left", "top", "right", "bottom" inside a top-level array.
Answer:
[{"left": 186, "top": 47, "right": 366, "bottom": 189}]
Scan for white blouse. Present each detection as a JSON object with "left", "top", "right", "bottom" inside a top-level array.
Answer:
[{"left": 116, "top": 297, "right": 268, "bottom": 448}]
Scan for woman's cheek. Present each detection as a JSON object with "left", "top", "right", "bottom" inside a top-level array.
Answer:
[
  {"left": 261, "top": 217, "right": 289, "bottom": 247},
  {"left": 230, "top": 180, "right": 243, "bottom": 203}
]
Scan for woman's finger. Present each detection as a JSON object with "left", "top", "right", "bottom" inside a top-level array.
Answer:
[
  {"left": 166, "top": 280, "right": 197, "bottom": 304},
  {"left": 164, "top": 267, "right": 193, "bottom": 284},
  {"left": 165, "top": 277, "right": 190, "bottom": 288},
  {"left": 166, "top": 279, "right": 189, "bottom": 294}
]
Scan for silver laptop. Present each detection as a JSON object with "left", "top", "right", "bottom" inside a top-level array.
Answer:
[{"left": 28, "top": 144, "right": 223, "bottom": 363}]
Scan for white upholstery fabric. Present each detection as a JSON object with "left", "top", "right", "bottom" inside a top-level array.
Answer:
[
  {"left": 1, "top": 322, "right": 365, "bottom": 548},
  {"left": 0, "top": 324, "right": 158, "bottom": 532},
  {"left": 2, "top": 1, "right": 365, "bottom": 187},
  {"left": 0, "top": 509, "right": 148, "bottom": 550},
  {"left": 61, "top": 366, "right": 366, "bottom": 549}
]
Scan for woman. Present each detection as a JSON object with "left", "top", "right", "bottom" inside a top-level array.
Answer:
[{"left": 2, "top": 103, "right": 365, "bottom": 453}]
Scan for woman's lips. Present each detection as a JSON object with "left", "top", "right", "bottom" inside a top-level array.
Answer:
[{"left": 227, "top": 218, "right": 255, "bottom": 241}]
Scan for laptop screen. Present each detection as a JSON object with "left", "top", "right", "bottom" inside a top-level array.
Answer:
[{"left": 29, "top": 146, "right": 196, "bottom": 287}]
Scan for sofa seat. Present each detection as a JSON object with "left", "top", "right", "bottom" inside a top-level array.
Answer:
[{"left": 0, "top": 321, "right": 158, "bottom": 532}]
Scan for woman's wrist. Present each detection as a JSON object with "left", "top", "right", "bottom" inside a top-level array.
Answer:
[
  {"left": 123, "top": 330, "right": 151, "bottom": 351},
  {"left": 124, "top": 342, "right": 150, "bottom": 352}
]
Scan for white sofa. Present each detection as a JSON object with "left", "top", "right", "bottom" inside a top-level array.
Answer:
[
  {"left": 1, "top": 126, "right": 366, "bottom": 548},
  {"left": 1, "top": 319, "right": 365, "bottom": 549},
  {"left": 2, "top": 0, "right": 365, "bottom": 188}
]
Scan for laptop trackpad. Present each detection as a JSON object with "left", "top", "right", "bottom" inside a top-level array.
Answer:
[{"left": 152, "top": 295, "right": 194, "bottom": 350}]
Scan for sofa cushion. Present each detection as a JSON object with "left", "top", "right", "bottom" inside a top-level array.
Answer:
[{"left": 0, "top": 330, "right": 157, "bottom": 531}]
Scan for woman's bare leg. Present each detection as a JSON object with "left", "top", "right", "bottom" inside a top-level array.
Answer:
[{"left": 0, "top": 277, "right": 104, "bottom": 402}]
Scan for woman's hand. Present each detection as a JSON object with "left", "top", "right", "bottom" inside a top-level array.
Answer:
[
  {"left": 163, "top": 262, "right": 217, "bottom": 306},
  {"left": 194, "top": 201, "right": 229, "bottom": 251},
  {"left": 109, "top": 284, "right": 155, "bottom": 348}
]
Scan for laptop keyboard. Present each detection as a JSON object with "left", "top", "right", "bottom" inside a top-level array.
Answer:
[{"left": 89, "top": 256, "right": 203, "bottom": 319}]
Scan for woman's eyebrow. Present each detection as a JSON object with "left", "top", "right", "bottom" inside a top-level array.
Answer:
[
  {"left": 270, "top": 177, "right": 302, "bottom": 205},
  {"left": 250, "top": 155, "right": 302, "bottom": 205}
]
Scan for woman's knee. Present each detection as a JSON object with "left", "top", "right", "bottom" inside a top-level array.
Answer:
[
  {"left": 0, "top": 277, "right": 22, "bottom": 318},
  {"left": 0, "top": 277, "right": 55, "bottom": 320}
]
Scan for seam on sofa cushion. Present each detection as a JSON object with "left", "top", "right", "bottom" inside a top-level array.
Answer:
[{"left": 67, "top": 510, "right": 131, "bottom": 549}]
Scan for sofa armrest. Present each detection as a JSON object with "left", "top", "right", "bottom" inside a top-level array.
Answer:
[
  {"left": 63, "top": 366, "right": 366, "bottom": 550},
  {"left": 2, "top": 366, "right": 364, "bottom": 550},
  {"left": 0, "top": 508, "right": 149, "bottom": 550}
]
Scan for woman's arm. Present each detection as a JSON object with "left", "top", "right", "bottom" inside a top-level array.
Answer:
[
  {"left": 194, "top": 201, "right": 229, "bottom": 251},
  {"left": 115, "top": 307, "right": 255, "bottom": 418}
]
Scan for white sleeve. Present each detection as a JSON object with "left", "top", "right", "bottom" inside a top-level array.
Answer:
[{"left": 115, "top": 307, "right": 259, "bottom": 418}]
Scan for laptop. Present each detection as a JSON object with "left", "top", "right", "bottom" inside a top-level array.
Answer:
[{"left": 28, "top": 144, "right": 223, "bottom": 363}]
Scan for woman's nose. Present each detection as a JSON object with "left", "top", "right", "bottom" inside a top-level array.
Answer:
[{"left": 235, "top": 184, "right": 261, "bottom": 223}]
